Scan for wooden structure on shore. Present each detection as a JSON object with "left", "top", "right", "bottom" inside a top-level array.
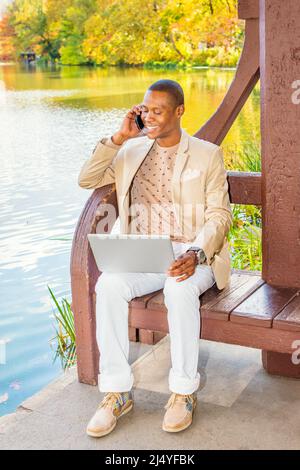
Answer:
[
  {"left": 20, "top": 52, "right": 36, "bottom": 63},
  {"left": 70, "top": 0, "right": 300, "bottom": 385}
]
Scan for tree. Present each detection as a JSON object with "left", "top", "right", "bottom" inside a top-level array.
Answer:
[
  {"left": 0, "top": 14, "right": 16, "bottom": 61},
  {"left": 1, "top": 0, "right": 243, "bottom": 66}
]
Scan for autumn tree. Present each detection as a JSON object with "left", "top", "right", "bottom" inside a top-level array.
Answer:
[{"left": 2, "top": 0, "right": 243, "bottom": 66}]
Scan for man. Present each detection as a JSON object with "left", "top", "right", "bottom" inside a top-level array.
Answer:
[{"left": 78, "top": 79, "right": 232, "bottom": 437}]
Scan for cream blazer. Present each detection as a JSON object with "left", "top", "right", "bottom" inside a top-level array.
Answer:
[{"left": 78, "top": 128, "right": 233, "bottom": 289}]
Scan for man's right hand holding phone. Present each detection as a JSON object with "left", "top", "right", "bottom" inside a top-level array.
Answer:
[{"left": 111, "top": 104, "right": 144, "bottom": 145}]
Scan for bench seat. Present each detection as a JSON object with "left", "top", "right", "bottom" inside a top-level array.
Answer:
[{"left": 128, "top": 269, "right": 300, "bottom": 377}]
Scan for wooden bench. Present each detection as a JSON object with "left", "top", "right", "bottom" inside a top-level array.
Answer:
[
  {"left": 129, "top": 269, "right": 300, "bottom": 378},
  {"left": 70, "top": 0, "right": 300, "bottom": 386}
]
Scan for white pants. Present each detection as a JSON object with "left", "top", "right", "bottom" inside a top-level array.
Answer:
[{"left": 95, "top": 262, "right": 216, "bottom": 395}]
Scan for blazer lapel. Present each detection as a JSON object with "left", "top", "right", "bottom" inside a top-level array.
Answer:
[
  {"left": 121, "top": 137, "right": 155, "bottom": 210},
  {"left": 171, "top": 129, "right": 190, "bottom": 228},
  {"left": 171, "top": 128, "right": 190, "bottom": 202}
]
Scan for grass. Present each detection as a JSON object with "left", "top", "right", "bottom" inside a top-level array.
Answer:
[
  {"left": 228, "top": 204, "right": 262, "bottom": 271},
  {"left": 48, "top": 286, "right": 77, "bottom": 370}
]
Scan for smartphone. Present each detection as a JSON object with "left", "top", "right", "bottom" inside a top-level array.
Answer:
[{"left": 135, "top": 113, "right": 144, "bottom": 131}]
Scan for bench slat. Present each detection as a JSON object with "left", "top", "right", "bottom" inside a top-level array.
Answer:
[
  {"left": 201, "top": 273, "right": 264, "bottom": 320},
  {"left": 131, "top": 271, "right": 264, "bottom": 318},
  {"left": 273, "top": 293, "right": 300, "bottom": 331},
  {"left": 130, "top": 291, "right": 162, "bottom": 309},
  {"left": 147, "top": 273, "right": 253, "bottom": 319},
  {"left": 201, "top": 272, "right": 252, "bottom": 307},
  {"left": 230, "top": 284, "right": 299, "bottom": 327}
]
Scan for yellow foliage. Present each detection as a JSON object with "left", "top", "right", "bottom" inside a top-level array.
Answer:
[{"left": 4, "top": 0, "right": 244, "bottom": 66}]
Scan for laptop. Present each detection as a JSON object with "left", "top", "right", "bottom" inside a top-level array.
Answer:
[{"left": 87, "top": 234, "right": 175, "bottom": 273}]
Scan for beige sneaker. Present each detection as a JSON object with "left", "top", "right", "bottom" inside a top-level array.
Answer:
[
  {"left": 162, "top": 392, "right": 197, "bottom": 433},
  {"left": 86, "top": 391, "right": 133, "bottom": 438}
]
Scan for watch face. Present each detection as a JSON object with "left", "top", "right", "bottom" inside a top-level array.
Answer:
[{"left": 187, "top": 248, "right": 206, "bottom": 263}]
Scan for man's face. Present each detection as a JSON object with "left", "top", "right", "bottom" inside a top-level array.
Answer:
[{"left": 140, "top": 90, "right": 184, "bottom": 139}]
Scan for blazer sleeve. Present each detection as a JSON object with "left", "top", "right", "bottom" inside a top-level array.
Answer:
[
  {"left": 77, "top": 137, "right": 122, "bottom": 189},
  {"left": 192, "top": 147, "right": 233, "bottom": 265}
]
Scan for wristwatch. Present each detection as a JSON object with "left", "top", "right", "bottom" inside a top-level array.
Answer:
[{"left": 186, "top": 246, "right": 207, "bottom": 264}]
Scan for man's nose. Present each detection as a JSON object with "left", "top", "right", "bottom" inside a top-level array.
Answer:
[{"left": 145, "top": 116, "right": 157, "bottom": 124}]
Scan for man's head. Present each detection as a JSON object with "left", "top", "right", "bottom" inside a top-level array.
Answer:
[{"left": 141, "top": 79, "right": 185, "bottom": 139}]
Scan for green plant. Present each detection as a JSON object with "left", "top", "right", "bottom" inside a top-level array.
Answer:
[
  {"left": 224, "top": 138, "right": 262, "bottom": 271},
  {"left": 234, "top": 142, "right": 261, "bottom": 173},
  {"left": 228, "top": 204, "right": 262, "bottom": 271},
  {"left": 48, "top": 286, "right": 76, "bottom": 370},
  {"left": 226, "top": 139, "right": 261, "bottom": 173}
]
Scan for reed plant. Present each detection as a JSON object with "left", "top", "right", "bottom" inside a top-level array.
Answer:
[{"left": 48, "top": 286, "right": 77, "bottom": 370}]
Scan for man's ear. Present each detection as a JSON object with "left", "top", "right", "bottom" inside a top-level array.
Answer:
[{"left": 177, "top": 104, "right": 185, "bottom": 118}]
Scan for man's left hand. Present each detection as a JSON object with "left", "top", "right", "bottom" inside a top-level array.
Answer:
[{"left": 167, "top": 252, "right": 197, "bottom": 282}]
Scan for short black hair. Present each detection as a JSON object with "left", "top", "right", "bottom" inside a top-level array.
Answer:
[{"left": 147, "top": 79, "right": 184, "bottom": 108}]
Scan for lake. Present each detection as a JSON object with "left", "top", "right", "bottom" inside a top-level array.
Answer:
[{"left": 0, "top": 63, "right": 260, "bottom": 416}]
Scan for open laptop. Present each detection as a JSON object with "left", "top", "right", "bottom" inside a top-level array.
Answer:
[{"left": 88, "top": 234, "right": 175, "bottom": 273}]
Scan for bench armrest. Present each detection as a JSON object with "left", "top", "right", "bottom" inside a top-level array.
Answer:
[{"left": 70, "top": 184, "right": 118, "bottom": 384}]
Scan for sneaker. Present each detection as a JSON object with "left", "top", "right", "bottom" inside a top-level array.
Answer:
[
  {"left": 86, "top": 391, "right": 133, "bottom": 438},
  {"left": 162, "top": 392, "right": 197, "bottom": 433}
]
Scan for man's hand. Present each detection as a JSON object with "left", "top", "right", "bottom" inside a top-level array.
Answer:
[
  {"left": 112, "top": 104, "right": 144, "bottom": 145},
  {"left": 167, "top": 252, "right": 197, "bottom": 282}
]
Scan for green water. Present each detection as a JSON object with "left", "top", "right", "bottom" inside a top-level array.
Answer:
[{"left": 1, "top": 63, "right": 260, "bottom": 156}]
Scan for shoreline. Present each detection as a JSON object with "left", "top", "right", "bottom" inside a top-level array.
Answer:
[{"left": 0, "top": 61, "right": 237, "bottom": 71}]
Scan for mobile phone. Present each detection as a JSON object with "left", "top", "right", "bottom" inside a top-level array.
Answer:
[{"left": 135, "top": 113, "right": 144, "bottom": 130}]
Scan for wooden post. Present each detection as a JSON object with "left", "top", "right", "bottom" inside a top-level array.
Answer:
[
  {"left": 260, "top": 0, "right": 300, "bottom": 376},
  {"left": 260, "top": 0, "right": 300, "bottom": 289},
  {"left": 262, "top": 351, "right": 300, "bottom": 379}
]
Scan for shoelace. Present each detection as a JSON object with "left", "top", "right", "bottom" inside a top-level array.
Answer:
[
  {"left": 164, "top": 393, "right": 195, "bottom": 410},
  {"left": 99, "top": 392, "right": 123, "bottom": 409}
]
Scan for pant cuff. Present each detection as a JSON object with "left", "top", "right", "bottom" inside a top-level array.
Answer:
[
  {"left": 98, "top": 372, "right": 134, "bottom": 393},
  {"left": 168, "top": 368, "right": 200, "bottom": 395}
]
